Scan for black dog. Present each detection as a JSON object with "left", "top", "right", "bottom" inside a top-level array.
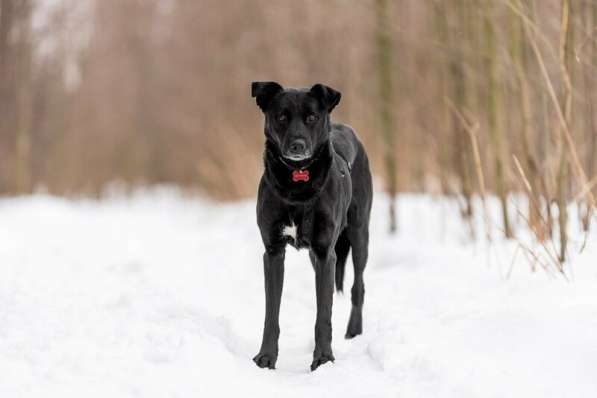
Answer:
[{"left": 251, "top": 82, "right": 372, "bottom": 371}]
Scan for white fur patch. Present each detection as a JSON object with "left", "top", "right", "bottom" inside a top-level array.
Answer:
[{"left": 283, "top": 223, "right": 297, "bottom": 241}]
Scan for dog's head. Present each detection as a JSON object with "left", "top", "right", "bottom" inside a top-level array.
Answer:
[{"left": 251, "top": 82, "right": 341, "bottom": 162}]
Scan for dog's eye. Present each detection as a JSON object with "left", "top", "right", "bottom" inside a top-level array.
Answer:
[
  {"left": 277, "top": 114, "right": 287, "bottom": 123},
  {"left": 306, "top": 114, "right": 318, "bottom": 123}
]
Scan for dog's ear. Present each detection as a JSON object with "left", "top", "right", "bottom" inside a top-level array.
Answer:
[
  {"left": 309, "top": 83, "right": 341, "bottom": 113},
  {"left": 251, "top": 81, "right": 284, "bottom": 112}
]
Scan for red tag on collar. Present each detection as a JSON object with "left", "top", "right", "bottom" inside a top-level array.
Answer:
[{"left": 292, "top": 169, "right": 310, "bottom": 182}]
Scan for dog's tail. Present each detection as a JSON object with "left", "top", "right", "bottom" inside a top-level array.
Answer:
[{"left": 334, "top": 230, "right": 351, "bottom": 292}]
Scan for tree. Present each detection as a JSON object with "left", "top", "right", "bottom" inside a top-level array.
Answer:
[
  {"left": 375, "top": 0, "right": 397, "bottom": 233},
  {"left": 14, "top": 0, "right": 32, "bottom": 193},
  {"left": 556, "top": 0, "right": 573, "bottom": 262},
  {"left": 0, "top": 0, "right": 33, "bottom": 194},
  {"left": 484, "top": 0, "right": 512, "bottom": 238},
  {"left": 510, "top": 0, "right": 544, "bottom": 241}
]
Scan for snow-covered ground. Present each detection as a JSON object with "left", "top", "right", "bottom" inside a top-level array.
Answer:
[{"left": 1, "top": 189, "right": 596, "bottom": 397}]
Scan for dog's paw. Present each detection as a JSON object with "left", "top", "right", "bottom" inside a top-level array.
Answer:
[
  {"left": 310, "top": 351, "right": 335, "bottom": 371},
  {"left": 345, "top": 310, "right": 362, "bottom": 339},
  {"left": 253, "top": 352, "right": 277, "bottom": 369},
  {"left": 345, "top": 323, "right": 362, "bottom": 339}
]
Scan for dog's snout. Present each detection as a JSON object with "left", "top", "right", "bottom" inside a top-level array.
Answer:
[
  {"left": 289, "top": 139, "right": 306, "bottom": 154},
  {"left": 283, "top": 138, "right": 311, "bottom": 161}
]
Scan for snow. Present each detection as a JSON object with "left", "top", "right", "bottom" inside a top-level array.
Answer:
[{"left": 1, "top": 188, "right": 596, "bottom": 397}]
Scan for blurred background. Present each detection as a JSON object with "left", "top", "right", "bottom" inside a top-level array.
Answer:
[{"left": 0, "top": 0, "right": 596, "bottom": 255}]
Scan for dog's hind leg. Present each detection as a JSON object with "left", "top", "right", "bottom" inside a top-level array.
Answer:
[
  {"left": 345, "top": 225, "right": 368, "bottom": 338},
  {"left": 334, "top": 230, "right": 350, "bottom": 293}
]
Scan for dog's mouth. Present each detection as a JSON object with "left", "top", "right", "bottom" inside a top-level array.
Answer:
[{"left": 283, "top": 152, "right": 312, "bottom": 162}]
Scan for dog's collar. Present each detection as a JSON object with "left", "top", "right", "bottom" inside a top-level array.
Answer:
[
  {"left": 263, "top": 140, "right": 333, "bottom": 204},
  {"left": 277, "top": 157, "right": 313, "bottom": 183},
  {"left": 277, "top": 156, "right": 314, "bottom": 172},
  {"left": 272, "top": 142, "right": 329, "bottom": 183}
]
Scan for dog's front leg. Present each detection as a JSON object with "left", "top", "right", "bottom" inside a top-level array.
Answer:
[
  {"left": 253, "top": 246, "right": 285, "bottom": 369},
  {"left": 309, "top": 247, "right": 336, "bottom": 371}
]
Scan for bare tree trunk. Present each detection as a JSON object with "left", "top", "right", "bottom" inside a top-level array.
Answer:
[
  {"left": 14, "top": 0, "right": 32, "bottom": 194},
  {"left": 511, "top": 0, "right": 544, "bottom": 241},
  {"left": 0, "top": 0, "right": 14, "bottom": 193},
  {"left": 554, "top": 0, "right": 572, "bottom": 262},
  {"left": 580, "top": 0, "right": 596, "bottom": 231},
  {"left": 484, "top": 0, "right": 513, "bottom": 238},
  {"left": 591, "top": 0, "right": 597, "bottom": 195},
  {"left": 432, "top": 1, "right": 450, "bottom": 195},
  {"left": 376, "top": 0, "right": 397, "bottom": 233},
  {"left": 131, "top": 1, "right": 160, "bottom": 184},
  {"left": 527, "top": 0, "right": 554, "bottom": 239},
  {"left": 459, "top": 0, "right": 476, "bottom": 225},
  {"left": 0, "top": 0, "right": 12, "bottom": 81}
]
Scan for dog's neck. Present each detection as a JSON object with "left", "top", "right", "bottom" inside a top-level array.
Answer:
[{"left": 263, "top": 140, "right": 333, "bottom": 205}]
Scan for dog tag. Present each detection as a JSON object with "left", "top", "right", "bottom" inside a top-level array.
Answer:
[{"left": 292, "top": 170, "right": 310, "bottom": 182}]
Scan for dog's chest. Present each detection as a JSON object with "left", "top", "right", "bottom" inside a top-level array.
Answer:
[
  {"left": 282, "top": 223, "right": 298, "bottom": 242},
  {"left": 282, "top": 211, "right": 313, "bottom": 249}
]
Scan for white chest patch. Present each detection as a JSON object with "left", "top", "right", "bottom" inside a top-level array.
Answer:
[{"left": 282, "top": 222, "right": 297, "bottom": 241}]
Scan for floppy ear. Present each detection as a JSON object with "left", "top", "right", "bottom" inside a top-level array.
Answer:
[
  {"left": 251, "top": 81, "right": 284, "bottom": 112},
  {"left": 309, "top": 83, "right": 341, "bottom": 113}
]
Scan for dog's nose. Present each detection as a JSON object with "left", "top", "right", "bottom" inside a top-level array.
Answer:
[{"left": 289, "top": 139, "right": 306, "bottom": 154}]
